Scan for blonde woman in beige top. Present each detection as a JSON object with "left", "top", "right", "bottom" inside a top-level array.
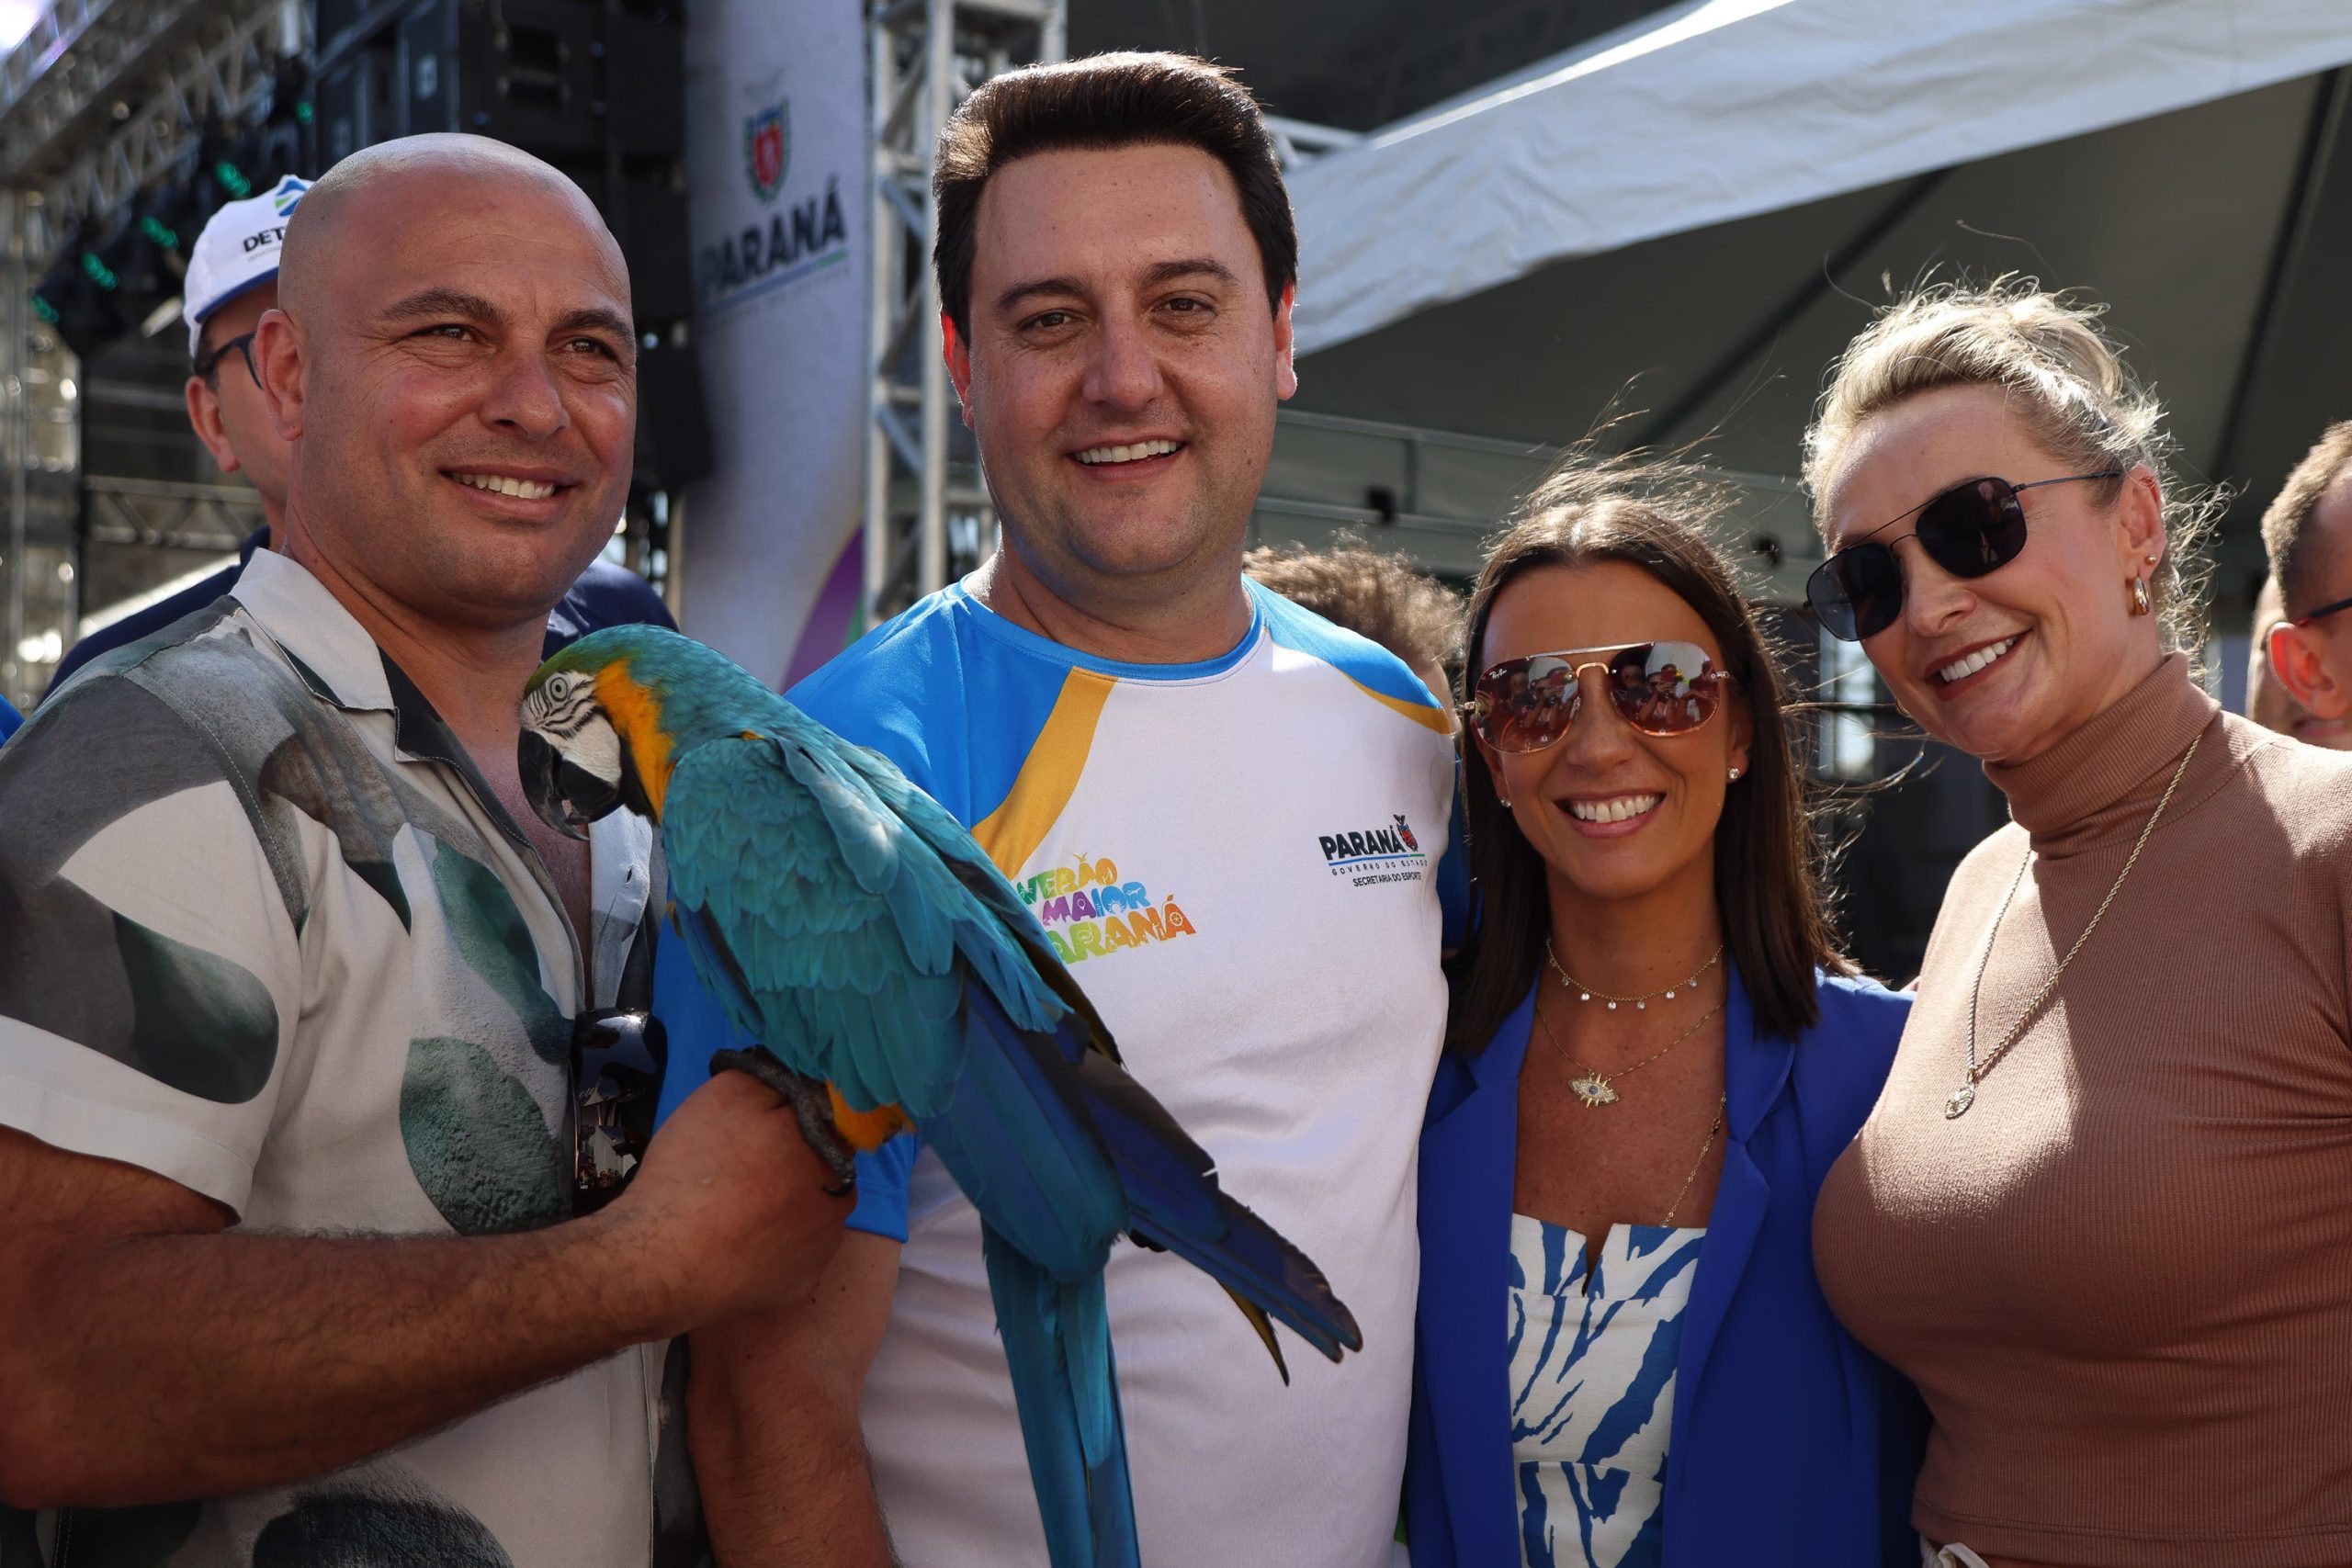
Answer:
[{"left": 1804, "top": 281, "right": 2352, "bottom": 1568}]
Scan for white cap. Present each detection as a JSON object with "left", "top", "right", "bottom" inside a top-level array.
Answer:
[{"left": 182, "top": 174, "right": 311, "bottom": 359}]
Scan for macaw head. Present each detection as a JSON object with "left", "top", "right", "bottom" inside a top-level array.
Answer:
[{"left": 518, "top": 624, "right": 772, "bottom": 838}]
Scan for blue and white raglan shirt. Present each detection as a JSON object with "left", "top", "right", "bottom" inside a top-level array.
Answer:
[{"left": 665, "top": 575, "right": 1454, "bottom": 1567}]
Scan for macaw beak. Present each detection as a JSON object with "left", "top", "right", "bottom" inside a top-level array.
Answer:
[{"left": 519, "top": 728, "right": 616, "bottom": 840}]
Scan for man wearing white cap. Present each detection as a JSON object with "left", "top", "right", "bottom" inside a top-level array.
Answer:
[{"left": 42, "top": 172, "right": 674, "bottom": 700}]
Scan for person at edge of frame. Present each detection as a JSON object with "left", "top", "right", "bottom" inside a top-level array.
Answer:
[
  {"left": 2256, "top": 421, "right": 2352, "bottom": 749},
  {"left": 1406, "top": 453, "right": 1924, "bottom": 1567},
  {"left": 2245, "top": 573, "right": 2341, "bottom": 744},
  {"left": 0, "top": 134, "right": 849, "bottom": 1567},
  {"left": 1807, "top": 280, "right": 2352, "bottom": 1568},
  {"left": 40, "top": 169, "right": 673, "bottom": 705},
  {"left": 658, "top": 49, "right": 1462, "bottom": 1568}
]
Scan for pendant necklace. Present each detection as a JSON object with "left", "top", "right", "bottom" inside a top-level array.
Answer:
[
  {"left": 1534, "top": 989, "right": 1725, "bottom": 1108},
  {"left": 1546, "top": 939, "right": 1724, "bottom": 1011},
  {"left": 1946, "top": 730, "right": 2201, "bottom": 1120}
]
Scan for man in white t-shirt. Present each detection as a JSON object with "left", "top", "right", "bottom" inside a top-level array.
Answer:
[
  {"left": 682, "top": 51, "right": 1457, "bottom": 1568},
  {"left": 0, "top": 136, "right": 847, "bottom": 1564}
]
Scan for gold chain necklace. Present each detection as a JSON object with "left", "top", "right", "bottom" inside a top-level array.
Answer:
[
  {"left": 1534, "top": 990, "right": 1726, "bottom": 1108},
  {"left": 1546, "top": 939, "right": 1724, "bottom": 1011},
  {"left": 1946, "top": 730, "right": 2202, "bottom": 1120},
  {"left": 1662, "top": 1095, "right": 1727, "bottom": 1227}
]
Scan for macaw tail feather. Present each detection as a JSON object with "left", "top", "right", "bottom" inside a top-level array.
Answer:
[
  {"left": 1063, "top": 1041, "right": 1364, "bottom": 1371},
  {"left": 926, "top": 985, "right": 1358, "bottom": 1565},
  {"left": 982, "top": 1226, "right": 1139, "bottom": 1568},
  {"left": 938, "top": 984, "right": 1363, "bottom": 1373}
]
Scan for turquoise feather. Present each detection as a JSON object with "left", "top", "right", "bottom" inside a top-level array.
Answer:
[{"left": 528, "top": 626, "right": 1363, "bottom": 1568}]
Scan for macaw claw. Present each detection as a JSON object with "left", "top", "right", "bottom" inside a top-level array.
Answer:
[{"left": 710, "top": 1045, "right": 862, "bottom": 1197}]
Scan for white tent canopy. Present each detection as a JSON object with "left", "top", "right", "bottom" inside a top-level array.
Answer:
[{"left": 1288, "top": 0, "right": 2352, "bottom": 355}]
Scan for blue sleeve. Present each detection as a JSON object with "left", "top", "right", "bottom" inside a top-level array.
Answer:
[
  {"left": 43, "top": 567, "right": 241, "bottom": 703},
  {"left": 0, "top": 695, "right": 17, "bottom": 745},
  {"left": 651, "top": 900, "right": 915, "bottom": 1242}
]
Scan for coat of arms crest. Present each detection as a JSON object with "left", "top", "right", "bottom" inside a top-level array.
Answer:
[{"left": 745, "top": 100, "right": 790, "bottom": 204}]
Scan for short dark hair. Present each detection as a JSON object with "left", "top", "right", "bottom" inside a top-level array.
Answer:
[
  {"left": 933, "top": 51, "right": 1296, "bottom": 339},
  {"left": 1450, "top": 457, "right": 1852, "bottom": 1055},
  {"left": 2261, "top": 421, "right": 2352, "bottom": 614},
  {"left": 1244, "top": 539, "right": 1464, "bottom": 688}
]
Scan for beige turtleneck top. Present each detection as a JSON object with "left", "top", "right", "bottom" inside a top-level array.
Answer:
[{"left": 1814, "top": 655, "right": 2352, "bottom": 1568}]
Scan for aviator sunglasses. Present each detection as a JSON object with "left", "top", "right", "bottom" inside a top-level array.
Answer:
[
  {"left": 1466, "top": 639, "right": 1733, "bottom": 753},
  {"left": 1807, "top": 470, "right": 2123, "bottom": 642},
  {"left": 566, "top": 1006, "right": 666, "bottom": 1216}
]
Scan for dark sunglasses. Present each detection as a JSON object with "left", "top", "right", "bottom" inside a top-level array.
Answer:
[
  {"left": 193, "top": 330, "right": 260, "bottom": 389},
  {"left": 566, "top": 1007, "right": 667, "bottom": 1216},
  {"left": 1466, "top": 639, "right": 1733, "bottom": 753},
  {"left": 1808, "top": 471, "right": 2123, "bottom": 642}
]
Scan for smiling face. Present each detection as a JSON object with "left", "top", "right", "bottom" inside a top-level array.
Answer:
[
  {"left": 258, "top": 160, "right": 635, "bottom": 631},
  {"left": 948, "top": 141, "right": 1295, "bottom": 601},
  {"left": 1473, "top": 560, "right": 1751, "bottom": 908},
  {"left": 1821, "top": 383, "right": 2165, "bottom": 765}
]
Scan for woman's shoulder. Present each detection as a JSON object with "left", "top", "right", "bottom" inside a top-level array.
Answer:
[
  {"left": 1810, "top": 967, "right": 1913, "bottom": 1037},
  {"left": 1783, "top": 970, "right": 1908, "bottom": 1122},
  {"left": 2227, "top": 711, "right": 2352, "bottom": 851}
]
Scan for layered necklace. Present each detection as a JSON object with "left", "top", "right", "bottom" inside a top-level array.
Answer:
[
  {"left": 1537, "top": 939, "right": 1725, "bottom": 1108},
  {"left": 1548, "top": 940, "right": 1723, "bottom": 1010}
]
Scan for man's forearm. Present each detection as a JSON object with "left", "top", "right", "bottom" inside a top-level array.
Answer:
[
  {"left": 690, "top": 1348, "right": 896, "bottom": 1568},
  {"left": 688, "top": 1235, "right": 899, "bottom": 1568},
  {"left": 6, "top": 1213, "right": 673, "bottom": 1507}
]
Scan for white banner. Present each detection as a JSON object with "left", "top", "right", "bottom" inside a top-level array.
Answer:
[
  {"left": 680, "top": 0, "right": 866, "bottom": 687},
  {"left": 1290, "top": 0, "right": 2352, "bottom": 355}
]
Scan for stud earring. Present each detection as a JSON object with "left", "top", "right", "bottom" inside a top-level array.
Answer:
[{"left": 1727, "top": 766, "right": 1741, "bottom": 782}]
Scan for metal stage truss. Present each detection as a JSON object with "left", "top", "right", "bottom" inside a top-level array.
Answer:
[
  {"left": 861, "top": 0, "right": 1064, "bottom": 623},
  {"left": 0, "top": 0, "right": 304, "bottom": 706}
]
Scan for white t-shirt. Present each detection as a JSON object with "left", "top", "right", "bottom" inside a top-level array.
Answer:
[{"left": 788, "top": 577, "right": 1455, "bottom": 1567}]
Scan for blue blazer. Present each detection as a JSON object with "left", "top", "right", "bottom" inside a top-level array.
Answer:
[{"left": 1406, "top": 965, "right": 1926, "bottom": 1567}]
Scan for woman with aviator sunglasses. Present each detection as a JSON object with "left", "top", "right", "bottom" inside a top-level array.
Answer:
[
  {"left": 1404, "top": 460, "right": 1924, "bottom": 1568},
  {"left": 1804, "top": 282, "right": 2352, "bottom": 1568}
]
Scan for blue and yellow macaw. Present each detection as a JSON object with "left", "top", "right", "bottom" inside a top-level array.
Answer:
[{"left": 518, "top": 625, "right": 1361, "bottom": 1568}]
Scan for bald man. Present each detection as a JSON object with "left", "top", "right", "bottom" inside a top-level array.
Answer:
[
  {"left": 0, "top": 135, "right": 850, "bottom": 1565},
  {"left": 42, "top": 173, "right": 673, "bottom": 702}
]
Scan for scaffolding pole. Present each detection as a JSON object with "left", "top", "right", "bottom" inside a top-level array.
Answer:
[{"left": 861, "top": 0, "right": 1061, "bottom": 625}]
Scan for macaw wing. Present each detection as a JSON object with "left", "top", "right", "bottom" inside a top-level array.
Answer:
[
  {"left": 820, "top": 724, "right": 1123, "bottom": 1061},
  {"left": 662, "top": 730, "right": 1063, "bottom": 1118},
  {"left": 663, "top": 734, "right": 960, "bottom": 1115}
]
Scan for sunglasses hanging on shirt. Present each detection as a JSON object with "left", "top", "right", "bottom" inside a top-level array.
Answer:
[{"left": 1807, "top": 470, "right": 2123, "bottom": 642}]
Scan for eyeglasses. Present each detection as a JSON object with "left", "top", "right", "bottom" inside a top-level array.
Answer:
[
  {"left": 1808, "top": 471, "right": 2123, "bottom": 642},
  {"left": 2262, "top": 593, "right": 2352, "bottom": 667},
  {"left": 1465, "top": 639, "right": 1733, "bottom": 753},
  {"left": 193, "top": 330, "right": 260, "bottom": 389},
  {"left": 566, "top": 1007, "right": 666, "bottom": 1216}
]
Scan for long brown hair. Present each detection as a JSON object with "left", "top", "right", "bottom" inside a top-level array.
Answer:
[{"left": 1448, "top": 457, "right": 1851, "bottom": 1055}]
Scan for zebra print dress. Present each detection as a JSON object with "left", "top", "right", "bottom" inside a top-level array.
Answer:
[{"left": 1507, "top": 1215, "right": 1706, "bottom": 1568}]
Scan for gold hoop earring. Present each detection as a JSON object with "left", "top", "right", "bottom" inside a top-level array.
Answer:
[{"left": 2130, "top": 575, "right": 2153, "bottom": 617}]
